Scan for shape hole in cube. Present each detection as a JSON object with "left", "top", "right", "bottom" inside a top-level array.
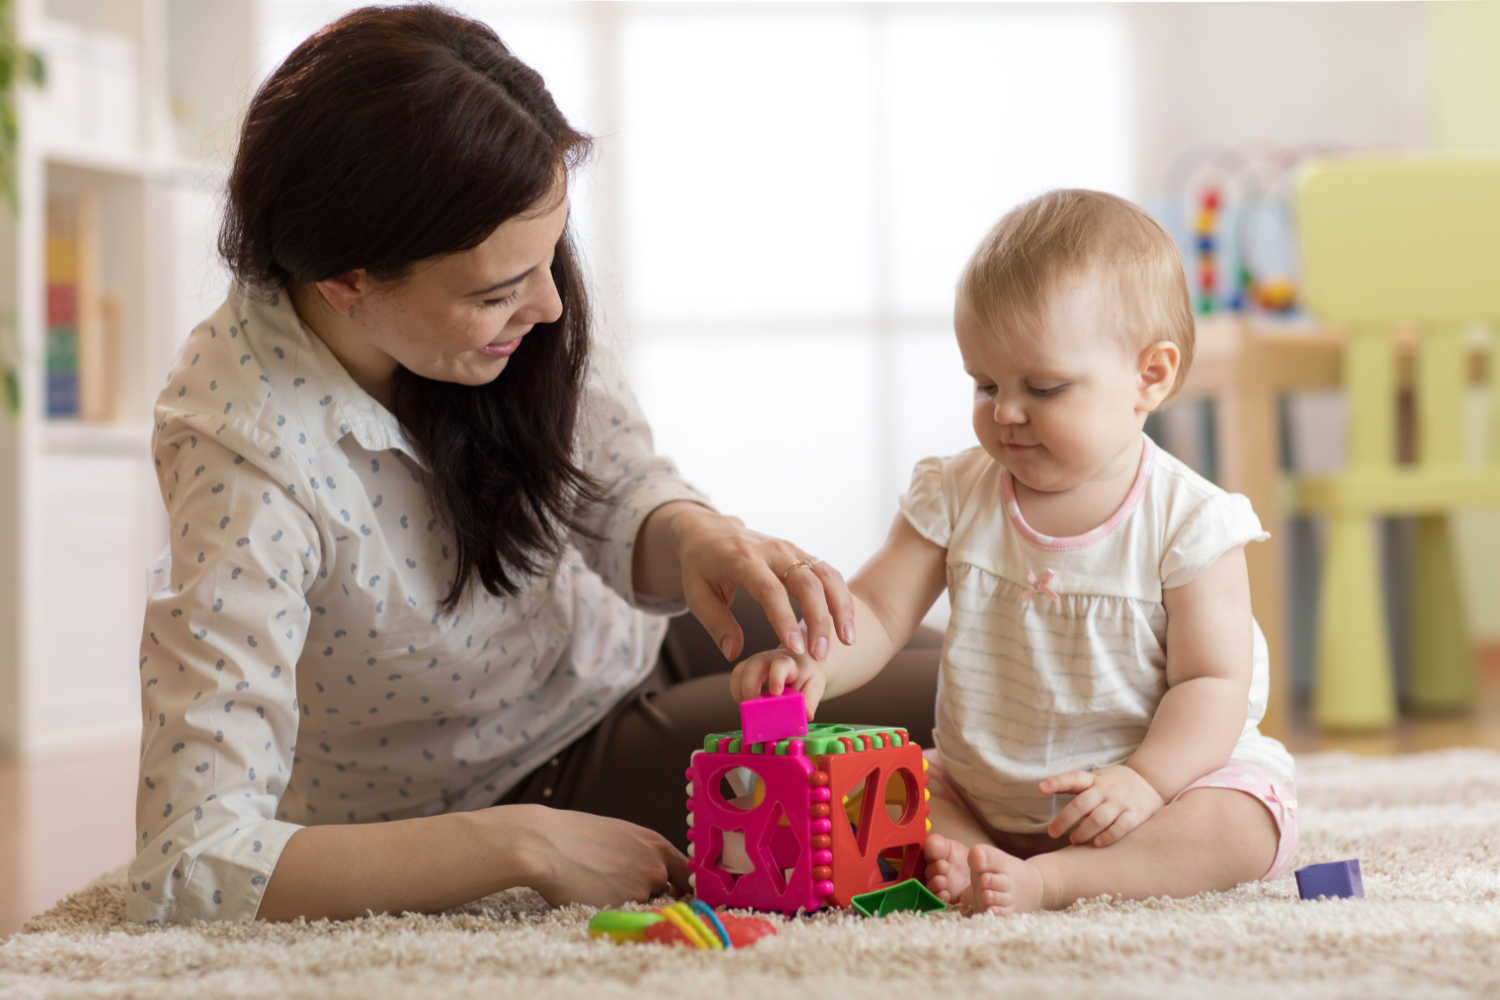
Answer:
[
  {"left": 888, "top": 767, "right": 920, "bottom": 825},
  {"left": 717, "top": 765, "right": 765, "bottom": 811}
]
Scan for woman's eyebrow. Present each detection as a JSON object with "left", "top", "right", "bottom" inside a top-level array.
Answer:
[{"left": 466, "top": 266, "right": 535, "bottom": 296}]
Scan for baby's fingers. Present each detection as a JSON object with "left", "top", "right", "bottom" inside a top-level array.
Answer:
[
  {"left": 729, "top": 654, "right": 777, "bottom": 702},
  {"left": 796, "top": 672, "right": 828, "bottom": 720},
  {"left": 1045, "top": 786, "right": 1102, "bottom": 839},
  {"left": 765, "top": 653, "right": 803, "bottom": 695},
  {"left": 1039, "top": 770, "right": 1095, "bottom": 795},
  {"left": 1090, "top": 810, "right": 1140, "bottom": 848},
  {"left": 1068, "top": 801, "right": 1122, "bottom": 845}
]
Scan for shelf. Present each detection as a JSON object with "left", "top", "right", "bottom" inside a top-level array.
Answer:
[
  {"left": 41, "top": 420, "right": 153, "bottom": 457},
  {"left": 42, "top": 143, "right": 227, "bottom": 189}
]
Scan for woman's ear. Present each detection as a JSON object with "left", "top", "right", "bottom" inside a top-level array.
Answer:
[
  {"left": 312, "top": 270, "right": 371, "bottom": 319},
  {"left": 1136, "top": 339, "right": 1181, "bottom": 412}
]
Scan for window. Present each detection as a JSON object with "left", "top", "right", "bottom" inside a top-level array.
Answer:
[{"left": 258, "top": 2, "right": 1132, "bottom": 589}]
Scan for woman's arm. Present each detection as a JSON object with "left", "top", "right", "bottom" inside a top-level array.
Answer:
[
  {"left": 130, "top": 430, "right": 321, "bottom": 924},
  {"left": 258, "top": 804, "right": 689, "bottom": 920},
  {"left": 1126, "top": 546, "right": 1255, "bottom": 799}
]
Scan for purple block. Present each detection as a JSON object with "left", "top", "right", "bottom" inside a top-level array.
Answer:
[
  {"left": 739, "top": 692, "right": 809, "bottom": 744},
  {"left": 1295, "top": 858, "right": 1364, "bottom": 900}
]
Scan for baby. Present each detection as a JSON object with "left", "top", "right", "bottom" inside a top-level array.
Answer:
[{"left": 731, "top": 189, "right": 1296, "bottom": 913}]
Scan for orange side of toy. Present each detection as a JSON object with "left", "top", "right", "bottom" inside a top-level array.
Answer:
[{"left": 821, "top": 733, "right": 929, "bottom": 907}]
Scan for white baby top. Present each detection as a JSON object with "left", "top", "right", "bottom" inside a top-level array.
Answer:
[
  {"left": 129, "top": 282, "right": 709, "bottom": 924},
  {"left": 898, "top": 435, "right": 1294, "bottom": 834}
]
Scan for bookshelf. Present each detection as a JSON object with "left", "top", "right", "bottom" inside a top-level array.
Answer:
[{"left": 0, "top": 0, "right": 258, "bottom": 757}]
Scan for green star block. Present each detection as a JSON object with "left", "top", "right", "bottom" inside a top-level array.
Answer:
[
  {"left": 701, "top": 722, "right": 908, "bottom": 755},
  {"left": 850, "top": 878, "right": 948, "bottom": 918}
]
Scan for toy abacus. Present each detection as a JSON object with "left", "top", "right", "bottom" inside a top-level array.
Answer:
[{"left": 685, "top": 692, "right": 931, "bottom": 914}]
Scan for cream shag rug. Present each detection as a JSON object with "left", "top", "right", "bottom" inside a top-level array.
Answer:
[{"left": 4, "top": 748, "right": 1499, "bottom": 1000}]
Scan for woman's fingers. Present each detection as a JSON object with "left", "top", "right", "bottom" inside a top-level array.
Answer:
[
  {"left": 742, "top": 564, "right": 808, "bottom": 657},
  {"left": 782, "top": 559, "right": 834, "bottom": 660},
  {"left": 660, "top": 840, "right": 693, "bottom": 896},
  {"left": 811, "top": 560, "right": 855, "bottom": 646},
  {"left": 683, "top": 574, "right": 746, "bottom": 662}
]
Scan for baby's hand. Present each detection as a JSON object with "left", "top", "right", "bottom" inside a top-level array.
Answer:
[
  {"left": 1040, "top": 764, "right": 1165, "bottom": 847},
  {"left": 729, "top": 643, "right": 828, "bottom": 719}
]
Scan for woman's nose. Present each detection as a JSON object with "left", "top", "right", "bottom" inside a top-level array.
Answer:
[{"left": 533, "top": 268, "right": 564, "bottom": 324}]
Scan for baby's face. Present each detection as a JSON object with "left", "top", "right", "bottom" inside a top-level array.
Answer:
[{"left": 955, "top": 273, "right": 1152, "bottom": 496}]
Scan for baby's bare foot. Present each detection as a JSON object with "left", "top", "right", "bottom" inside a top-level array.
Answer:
[
  {"left": 923, "top": 833, "right": 972, "bottom": 906},
  {"left": 967, "top": 843, "right": 1045, "bottom": 915}
]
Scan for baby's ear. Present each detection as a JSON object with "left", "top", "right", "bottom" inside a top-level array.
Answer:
[{"left": 1135, "top": 339, "right": 1181, "bottom": 410}]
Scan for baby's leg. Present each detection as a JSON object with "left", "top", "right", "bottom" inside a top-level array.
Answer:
[{"left": 969, "top": 786, "right": 1278, "bottom": 914}]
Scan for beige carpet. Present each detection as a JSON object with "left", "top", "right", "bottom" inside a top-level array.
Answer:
[{"left": 3, "top": 748, "right": 1499, "bottom": 999}]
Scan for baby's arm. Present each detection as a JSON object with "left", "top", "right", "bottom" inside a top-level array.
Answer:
[
  {"left": 1129, "top": 544, "right": 1255, "bottom": 796},
  {"left": 729, "top": 512, "right": 945, "bottom": 717},
  {"left": 1042, "top": 545, "right": 1254, "bottom": 847}
]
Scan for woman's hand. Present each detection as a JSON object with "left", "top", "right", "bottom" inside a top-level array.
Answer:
[
  {"left": 505, "top": 805, "right": 691, "bottom": 908},
  {"left": 729, "top": 646, "right": 827, "bottom": 718},
  {"left": 1040, "top": 764, "right": 1165, "bottom": 847},
  {"left": 655, "top": 503, "right": 855, "bottom": 663}
]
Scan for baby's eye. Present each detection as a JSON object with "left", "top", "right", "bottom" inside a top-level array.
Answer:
[
  {"left": 1025, "top": 382, "right": 1068, "bottom": 398},
  {"left": 973, "top": 382, "right": 997, "bottom": 396}
]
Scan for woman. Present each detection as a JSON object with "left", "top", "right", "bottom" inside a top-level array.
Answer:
[{"left": 129, "top": 4, "right": 937, "bottom": 924}]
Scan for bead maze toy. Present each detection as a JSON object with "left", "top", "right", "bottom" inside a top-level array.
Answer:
[
  {"left": 1193, "top": 187, "right": 1223, "bottom": 315},
  {"left": 686, "top": 693, "right": 932, "bottom": 914}
]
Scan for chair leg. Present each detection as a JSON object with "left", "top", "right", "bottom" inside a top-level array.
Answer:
[
  {"left": 1407, "top": 514, "right": 1476, "bottom": 712},
  {"left": 1314, "top": 514, "right": 1396, "bottom": 730}
]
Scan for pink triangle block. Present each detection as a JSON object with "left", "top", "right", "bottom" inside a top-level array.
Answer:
[{"left": 739, "top": 692, "right": 809, "bottom": 744}]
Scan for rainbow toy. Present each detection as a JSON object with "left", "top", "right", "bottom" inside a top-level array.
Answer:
[{"left": 587, "top": 900, "right": 777, "bottom": 948}]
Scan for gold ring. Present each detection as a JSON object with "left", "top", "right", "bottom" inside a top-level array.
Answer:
[{"left": 778, "top": 557, "right": 820, "bottom": 582}]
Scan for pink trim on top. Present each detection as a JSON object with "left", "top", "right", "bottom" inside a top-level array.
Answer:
[{"left": 1000, "top": 436, "right": 1156, "bottom": 552}]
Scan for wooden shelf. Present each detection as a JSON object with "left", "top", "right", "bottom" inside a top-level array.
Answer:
[
  {"left": 41, "top": 420, "right": 153, "bottom": 457},
  {"left": 42, "top": 143, "right": 226, "bottom": 188}
]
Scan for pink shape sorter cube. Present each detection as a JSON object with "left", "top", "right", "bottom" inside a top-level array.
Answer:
[
  {"left": 738, "top": 692, "right": 808, "bottom": 745},
  {"left": 685, "top": 722, "right": 931, "bottom": 914}
]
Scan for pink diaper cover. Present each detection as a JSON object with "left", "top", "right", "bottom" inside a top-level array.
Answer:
[{"left": 1173, "top": 758, "right": 1299, "bottom": 881}]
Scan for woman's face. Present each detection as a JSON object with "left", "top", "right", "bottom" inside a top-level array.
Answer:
[{"left": 350, "top": 184, "right": 571, "bottom": 390}]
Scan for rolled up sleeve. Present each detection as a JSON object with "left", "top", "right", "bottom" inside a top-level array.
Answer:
[
  {"left": 568, "top": 343, "right": 712, "bottom": 612},
  {"left": 129, "top": 427, "right": 322, "bottom": 924}
]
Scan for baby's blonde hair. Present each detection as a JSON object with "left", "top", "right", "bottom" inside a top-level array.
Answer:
[{"left": 959, "top": 189, "right": 1194, "bottom": 397}]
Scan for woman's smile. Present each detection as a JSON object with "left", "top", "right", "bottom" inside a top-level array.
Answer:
[{"left": 479, "top": 333, "right": 526, "bottom": 357}]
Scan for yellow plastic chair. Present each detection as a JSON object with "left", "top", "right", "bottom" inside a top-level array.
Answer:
[{"left": 1294, "top": 154, "right": 1500, "bottom": 730}]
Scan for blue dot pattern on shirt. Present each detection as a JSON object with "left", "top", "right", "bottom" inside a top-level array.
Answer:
[{"left": 128, "top": 282, "right": 711, "bottom": 924}]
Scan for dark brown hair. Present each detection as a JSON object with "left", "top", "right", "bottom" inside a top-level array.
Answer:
[{"left": 220, "top": 3, "right": 601, "bottom": 611}]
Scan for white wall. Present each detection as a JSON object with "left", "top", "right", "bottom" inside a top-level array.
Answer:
[
  {"left": 1126, "top": 2, "right": 1435, "bottom": 205},
  {"left": 251, "top": 2, "right": 1495, "bottom": 647}
]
